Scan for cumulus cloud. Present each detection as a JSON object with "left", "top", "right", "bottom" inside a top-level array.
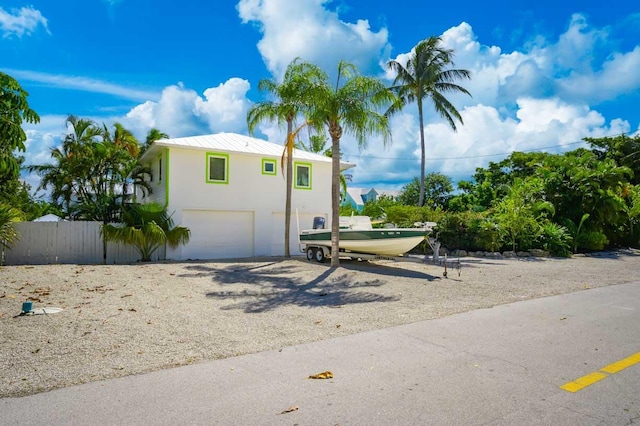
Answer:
[
  {"left": 237, "top": 0, "right": 389, "bottom": 78},
  {"left": 0, "top": 6, "right": 49, "bottom": 38},
  {"left": 346, "top": 98, "right": 631, "bottom": 188},
  {"left": 124, "top": 78, "right": 252, "bottom": 138}
]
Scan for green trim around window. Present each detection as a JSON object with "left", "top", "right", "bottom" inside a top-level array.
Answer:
[
  {"left": 294, "top": 161, "right": 312, "bottom": 190},
  {"left": 262, "top": 158, "right": 277, "bottom": 176},
  {"left": 206, "top": 152, "right": 230, "bottom": 184},
  {"left": 164, "top": 148, "right": 170, "bottom": 206}
]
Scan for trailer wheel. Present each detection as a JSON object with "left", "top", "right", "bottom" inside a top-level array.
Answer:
[
  {"left": 314, "top": 247, "right": 326, "bottom": 263},
  {"left": 306, "top": 247, "right": 316, "bottom": 262}
]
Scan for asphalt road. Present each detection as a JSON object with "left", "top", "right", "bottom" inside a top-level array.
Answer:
[{"left": 2, "top": 282, "right": 639, "bottom": 425}]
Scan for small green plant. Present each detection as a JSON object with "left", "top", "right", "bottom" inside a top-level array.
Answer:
[
  {"left": 538, "top": 222, "right": 572, "bottom": 257},
  {"left": 101, "top": 203, "right": 190, "bottom": 262}
]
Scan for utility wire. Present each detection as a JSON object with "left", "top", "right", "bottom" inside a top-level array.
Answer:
[{"left": 343, "top": 140, "right": 587, "bottom": 162}]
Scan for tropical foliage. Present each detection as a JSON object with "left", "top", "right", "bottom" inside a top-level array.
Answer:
[
  {"left": 101, "top": 203, "right": 190, "bottom": 262},
  {"left": 0, "top": 203, "right": 24, "bottom": 252},
  {"left": 387, "top": 36, "right": 471, "bottom": 207},
  {"left": 247, "top": 59, "right": 326, "bottom": 257},
  {"left": 305, "top": 61, "right": 394, "bottom": 266},
  {"left": 0, "top": 72, "right": 40, "bottom": 178}
]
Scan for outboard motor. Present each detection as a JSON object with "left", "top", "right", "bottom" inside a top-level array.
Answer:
[{"left": 312, "top": 216, "right": 326, "bottom": 229}]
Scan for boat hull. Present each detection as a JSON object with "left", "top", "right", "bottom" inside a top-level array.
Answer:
[{"left": 300, "top": 229, "right": 427, "bottom": 256}]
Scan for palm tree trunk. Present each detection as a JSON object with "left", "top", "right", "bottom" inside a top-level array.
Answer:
[
  {"left": 284, "top": 120, "right": 293, "bottom": 258},
  {"left": 418, "top": 98, "right": 426, "bottom": 207},
  {"left": 330, "top": 124, "right": 342, "bottom": 267}
]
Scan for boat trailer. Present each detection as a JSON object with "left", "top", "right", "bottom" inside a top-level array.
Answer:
[{"left": 300, "top": 236, "right": 461, "bottom": 278}]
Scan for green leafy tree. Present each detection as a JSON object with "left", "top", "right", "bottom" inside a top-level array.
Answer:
[
  {"left": 247, "top": 58, "right": 325, "bottom": 257},
  {"left": 362, "top": 194, "right": 398, "bottom": 221},
  {"left": 306, "top": 61, "right": 394, "bottom": 266},
  {"left": 0, "top": 72, "right": 40, "bottom": 178},
  {"left": 493, "top": 178, "right": 554, "bottom": 252},
  {"left": 398, "top": 173, "right": 453, "bottom": 207},
  {"left": 387, "top": 36, "right": 471, "bottom": 207},
  {"left": 101, "top": 203, "right": 190, "bottom": 262},
  {"left": 0, "top": 203, "right": 24, "bottom": 255},
  {"left": 585, "top": 134, "right": 640, "bottom": 184}
]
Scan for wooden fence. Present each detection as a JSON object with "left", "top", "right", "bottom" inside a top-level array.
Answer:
[{"left": 2, "top": 221, "right": 165, "bottom": 265}]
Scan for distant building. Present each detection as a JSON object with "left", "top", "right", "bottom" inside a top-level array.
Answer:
[
  {"left": 343, "top": 187, "right": 400, "bottom": 212},
  {"left": 32, "top": 214, "right": 65, "bottom": 222}
]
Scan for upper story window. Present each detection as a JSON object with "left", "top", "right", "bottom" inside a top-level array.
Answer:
[
  {"left": 294, "top": 162, "right": 312, "bottom": 190},
  {"left": 206, "top": 152, "right": 229, "bottom": 184},
  {"left": 262, "top": 159, "right": 277, "bottom": 175}
]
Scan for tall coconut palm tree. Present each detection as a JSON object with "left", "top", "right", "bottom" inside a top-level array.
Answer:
[
  {"left": 247, "top": 58, "right": 325, "bottom": 257},
  {"left": 387, "top": 36, "right": 471, "bottom": 207},
  {"left": 101, "top": 202, "right": 190, "bottom": 262},
  {"left": 306, "top": 61, "right": 394, "bottom": 267}
]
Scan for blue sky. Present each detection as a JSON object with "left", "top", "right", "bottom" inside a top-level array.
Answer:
[{"left": 2, "top": 0, "right": 639, "bottom": 192}]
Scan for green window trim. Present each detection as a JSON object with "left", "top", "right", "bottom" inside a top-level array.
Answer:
[
  {"left": 206, "top": 152, "right": 229, "bottom": 184},
  {"left": 164, "top": 148, "right": 170, "bottom": 206},
  {"left": 262, "top": 158, "right": 277, "bottom": 176},
  {"left": 294, "top": 161, "right": 312, "bottom": 190}
]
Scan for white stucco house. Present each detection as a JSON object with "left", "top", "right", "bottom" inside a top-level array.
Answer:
[{"left": 138, "top": 132, "right": 354, "bottom": 260}]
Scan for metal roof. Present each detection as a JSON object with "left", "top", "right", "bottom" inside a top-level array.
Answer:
[{"left": 143, "top": 132, "right": 355, "bottom": 170}]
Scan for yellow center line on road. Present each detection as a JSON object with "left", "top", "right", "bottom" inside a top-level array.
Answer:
[{"left": 561, "top": 351, "right": 640, "bottom": 393}]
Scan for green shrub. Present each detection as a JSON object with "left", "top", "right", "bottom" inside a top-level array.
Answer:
[
  {"left": 538, "top": 222, "right": 572, "bottom": 257},
  {"left": 576, "top": 231, "right": 609, "bottom": 252}
]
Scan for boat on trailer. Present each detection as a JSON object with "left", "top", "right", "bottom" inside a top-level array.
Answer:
[{"left": 299, "top": 216, "right": 435, "bottom": 262}]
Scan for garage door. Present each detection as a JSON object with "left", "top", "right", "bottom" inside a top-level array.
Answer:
[{"left": 181, "top": 210, "right": 254, "bottom": 260}]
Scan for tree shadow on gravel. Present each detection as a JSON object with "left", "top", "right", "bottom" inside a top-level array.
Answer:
[{"left": 183, "top": 262, "right": 402, "bottom": 313}]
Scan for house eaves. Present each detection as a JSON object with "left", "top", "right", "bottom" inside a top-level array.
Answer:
[{"left": 141, "top": 132, "right": 355, "bottom": 171}]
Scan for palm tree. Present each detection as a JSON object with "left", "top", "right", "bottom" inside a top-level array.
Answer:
[
  {"left": 302, "top": 133, "right": 349, "bottom": 200},
  {"left": 387, "top": 36, "right": 471, "bottom": 207},
  {"left": 28, "top": 115, "right": 102, "bottom": 214},
  {"left": 306, "top": 61, "right": 394, "bottom": 266},
  {"left": 247, "top": 58, "right": 325, "bottom": 257},
  {"left": 101, "top": 202, "right": 190, "bottom": 262},
  {"left": 141, "top": 128, "right": 169, "bottom": 156}
]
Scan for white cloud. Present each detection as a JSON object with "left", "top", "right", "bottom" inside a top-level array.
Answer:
[
  {"left": 345, "top": 97, "right": 631, "bottom": 189},
  {"left": 4, "top": 69, "right": 159, "bottom": 102},
  {"left": 237, "top": 0, "right": 389, "bottom": 78},
  {"left": 124, "top": 79, "right": 252, "bottom": 138},
  {"left": 0, "top": 6, "right": 49, "bottom": 38},
  {"left": 365, "top": 15, "right": 640, "bottom": 189}
]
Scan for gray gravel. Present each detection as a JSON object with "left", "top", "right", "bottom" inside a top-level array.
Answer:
[{"left": 1, "top": 250, "right": 639, "bottom": 398}]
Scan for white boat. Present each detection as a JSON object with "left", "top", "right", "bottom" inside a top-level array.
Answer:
[{"left": 299, "top": 216, "right": 434, "bottom": 261}]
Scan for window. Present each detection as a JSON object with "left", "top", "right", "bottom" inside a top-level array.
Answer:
[
  {"left": 206, "top": 152, "right": 229, "bottom": 184},
  {"left": 294, "top": 162, "right": 312, "bottom": 189},
  {"left": 262, "top": 159, "right": 276, "bottom": 175},
  {"left": 158, "top": 156, "right": 163, "bottom": 182}
]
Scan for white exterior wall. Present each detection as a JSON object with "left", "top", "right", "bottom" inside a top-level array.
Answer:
[
  {"left": 138, "top": 149, "right": 167, "bottom": 205},
  {"left": 163, "top": 147, "right": 332, "bottom": 260}
]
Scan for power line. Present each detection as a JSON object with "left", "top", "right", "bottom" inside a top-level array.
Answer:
[{"left": 343, "top": 140, "right": 587, "bottom": 162}]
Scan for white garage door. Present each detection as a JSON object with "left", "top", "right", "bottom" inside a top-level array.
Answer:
[{"left": 181, "top": 210, "right": 254, "bottom": 260}]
